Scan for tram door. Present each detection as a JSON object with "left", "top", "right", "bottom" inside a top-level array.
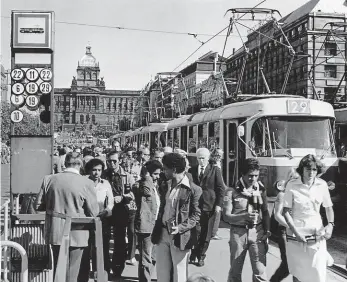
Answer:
[{"left": 225, "top": 121, "right": 238, "bottom": 187}]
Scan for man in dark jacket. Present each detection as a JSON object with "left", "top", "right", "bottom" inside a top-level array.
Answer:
[
  {"left": 103, "top": 150, "right": 135, "bottom": 279},
  {"left": 152, "top": 153, "right": 202, "bottom": 282},
  {"left": 134, "top": 160, "right": 162, "bottom": 282},
  {"left": 189, "top": 148, "right": 225, "bottom": 266}
]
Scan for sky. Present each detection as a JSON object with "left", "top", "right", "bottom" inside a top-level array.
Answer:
[{"left": 1, "top": 0, "right": 315, "bottom": 90}]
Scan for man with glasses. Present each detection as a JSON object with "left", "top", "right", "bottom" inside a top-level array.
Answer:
[{"left": 103, "top": 151, "right": 136, "bottom": 280}]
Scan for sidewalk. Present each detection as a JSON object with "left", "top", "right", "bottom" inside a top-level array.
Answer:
[{"left": 100, "top": 227, "right": 347, "bottom": 281}]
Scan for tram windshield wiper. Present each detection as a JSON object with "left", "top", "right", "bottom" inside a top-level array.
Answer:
[{"left": 272, "top": 132, "right": 293, "bottom": 159}]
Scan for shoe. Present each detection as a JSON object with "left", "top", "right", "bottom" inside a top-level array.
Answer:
[
  {"left": 125, "top": 257, "right": 136, "bottom": 265},
  {"left": 212, "top": 235, "right": 223, "bottom": 240},
  {"left": 197, "top": 259, "right": 205, "bottom": 267}
]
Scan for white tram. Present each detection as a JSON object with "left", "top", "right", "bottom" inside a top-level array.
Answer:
[
  {"left": 132, "top": 95, "right": 338, "bottom": 199},
  {"left": 335, "top": 107, "right": 347, "bottom": 157},
  {"left": 112, "top": 123, "right": 169, "bottom": 150}
]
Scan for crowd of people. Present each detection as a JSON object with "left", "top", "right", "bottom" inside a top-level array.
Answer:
[{"left": 33, "top": 139, "right": 335, "bottom": 282}]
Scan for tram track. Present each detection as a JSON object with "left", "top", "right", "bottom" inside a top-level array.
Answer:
[{"left": 328, "top": 265, "right": 347, "bottom": 280}]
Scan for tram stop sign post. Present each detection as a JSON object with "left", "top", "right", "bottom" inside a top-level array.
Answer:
[{"left": 10, "top": 11, "right": 55, "bottom": 195}]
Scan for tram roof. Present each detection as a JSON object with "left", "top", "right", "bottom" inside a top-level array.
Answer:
[
  {"left": 124, "top": 130, "right": 135, "bottom": 137},
  {"left": 335, "top": 107, "right": 347, "bottom": 124},
  {"left": 141, "top": 123, "right": 169, "bottom": 133},
  {"left": 167, "top": 97, "right": 335, "bottom": 128}
]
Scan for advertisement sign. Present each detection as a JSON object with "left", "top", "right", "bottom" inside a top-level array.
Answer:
[{"left": 12, "top": 11, "right": 54, "bottom": 50}]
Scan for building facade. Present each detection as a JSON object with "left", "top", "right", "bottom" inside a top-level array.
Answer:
[
  {"left": 225, "top": 0, "right": 347, "bottom": 105},
  {"left": 139, "top": 51, "right": 226, "bottom": 125},
  {"left": 54, "top": 46, "right": 141, "bottom": 132}
]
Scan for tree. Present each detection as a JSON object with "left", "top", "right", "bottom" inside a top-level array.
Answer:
[{"left": 1, "top": 101, "right": 51, "bottom": 142}]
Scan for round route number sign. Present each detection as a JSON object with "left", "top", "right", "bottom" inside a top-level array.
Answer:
[
  {"left": 26, "top": 95, "right": 40, "bottom": 109},
  {"left": 40, "top": 82, "right": 52, "bottom": 94},
  {"left": 12, "top": 83, "right": 25, "bottom": 95},
  {"left": 11, "top": 110, "right": 24, "bottom": 123},
  {"left": 26, "top": 68, "right": 39, "bottom": 82},
  {"left": 40, "top": 68, "right": 53, "bottom": 82},
  {"left": 11, "top": 68, "right": 25, "bottom": 81},
  {"left": 11, "top": 94, "right": 25, "bottom": 107},
  {"left": 25, "top": 82, "right": 39, "bottom": 95}
]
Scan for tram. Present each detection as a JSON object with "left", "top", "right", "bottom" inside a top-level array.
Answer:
[
  {"left": 128, "top": 95, "right": 338, "bottom": 199},
  {"left": 334, "top": 107, "right": 347, "bottom": 223},
  {"left": 113, "top": 123, "right": 169, "bottom": 150},
  {"left": 335, "top": 107, "right": 347, "bottom": 157}
]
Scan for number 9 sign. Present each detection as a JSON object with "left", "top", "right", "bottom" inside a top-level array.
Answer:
[{"left": 39, "top": 82, "right": 52, "bottom": 94}]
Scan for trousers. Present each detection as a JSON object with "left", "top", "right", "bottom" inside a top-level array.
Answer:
[
  {"left": 156, "top": 227, "right": 190, "bottom": 282},
  {"left": 137, "top": 233, "right": 156, "bottom": 282},
  {"left": 191, "top": 211, "right": 213, "bottom": 260},
  {"left": 227, "top": 225, "right": 267, "bottom": 282},
  {"left": 112, "top": 208, "right": 136, "bottom": 276},
  {"left": 52, "top": 245, "right": 84, "bottom": 282}
]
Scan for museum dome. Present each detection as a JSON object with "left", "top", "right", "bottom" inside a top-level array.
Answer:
[{"left": 79, "top": 45, "right": 98, "bottom": 67}]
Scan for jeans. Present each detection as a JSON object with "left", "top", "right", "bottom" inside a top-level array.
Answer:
[
  {"left": 270, "top": 228, "right": 289, "bottom": 282},
  {"left": 52, "top": 245, "right": 84, "bottom": 282},
  {"left": 156, "top": 228, "right": 190, "bottom": 282},
  {"left": 192, "top": 211, "right": 213, "bottom": 260},
  {"left": 112, "top": 208, "right": 136, "bottom": 276},
  {"left": 137, "top": 233, "right": 156, "bottom": 282},
  {"left": 227, "top": 225, "right": 267, "bottom": 282}
]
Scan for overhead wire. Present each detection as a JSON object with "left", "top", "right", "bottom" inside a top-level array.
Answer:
[{"left": 0, "top": 15, "right": 243, "bottom": 38}]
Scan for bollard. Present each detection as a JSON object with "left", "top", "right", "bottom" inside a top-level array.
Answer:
[{"left": 1, "top": 241, "right": 28, "bottom": 282}]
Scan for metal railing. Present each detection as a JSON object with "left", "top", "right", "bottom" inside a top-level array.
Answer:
[
  {"left": 1, "top": 199, "right": 10, "bottom": 281},
  {"left": 1, "top": 241, "right": 28, "bottom": 282}
]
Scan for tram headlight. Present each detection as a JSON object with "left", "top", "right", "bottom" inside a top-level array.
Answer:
[{"left": 275, "top": 180, "right": 286, "bottom": 191}]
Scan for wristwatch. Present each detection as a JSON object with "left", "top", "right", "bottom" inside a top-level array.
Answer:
[
  {"left": 328, "top": 222, "right": 335, "bottom": 227},
  {"left": 266, "top": 231, "right": 272, "bottom": 237}
]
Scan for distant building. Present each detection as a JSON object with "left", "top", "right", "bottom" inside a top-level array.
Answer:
[
  {"left": 225, "top": 0, "right": 347, "bottom": 105},
  {"left": 54, "top": 45, "right": 141, "bottom": 132},
  {"left": 1, "top": 64, "right": 9, "bottom": 103},
  {"left": 139, "top": 51, "right": 226, "bottom": 125}
]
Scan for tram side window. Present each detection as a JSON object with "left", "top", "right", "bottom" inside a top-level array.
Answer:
[
  {"left": 181, "top": 126, "right": 188, "bottom": 151},
  {"left": 167, "top": 130, "right": 173, "bottom": 148},
  {"left": 188, "top": 126, "right": 197, "bottom": 153},
  {"left": 150, "top": 132, "right": 157, "bottom": 149},
  {"left": 173, "top": 129, "right": 180, "bottom": 149},
  {"left": 208, "top": 122, "right": 220, "bottom": 150},
  {"left": 251, "top": 118, "right": 271, "bottom": 157},
  {"left": 198, "top": 124, "right": 208, "bottom": 148},
  {"left": 159, "top": 132, "right": 166, "bottom": 147}
]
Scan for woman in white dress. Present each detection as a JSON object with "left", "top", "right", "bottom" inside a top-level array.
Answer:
[{"left": 282, "top": 154, "right": 334, "bottom": 282}]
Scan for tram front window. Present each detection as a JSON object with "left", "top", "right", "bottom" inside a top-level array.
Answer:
[{"left": 251, "top": 117, "right": 335, "bottom": 157}]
